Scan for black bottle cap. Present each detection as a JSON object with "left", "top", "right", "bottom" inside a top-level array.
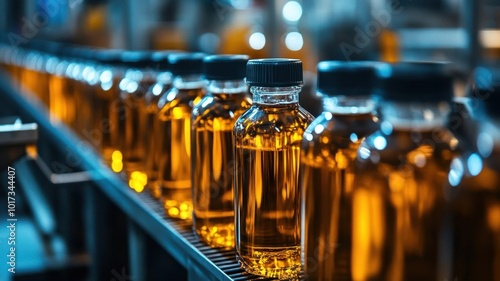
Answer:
[
  {"left": 93, "top": 49, "right": 156, "bottom": 68},
  {"left": 71, "top": 49, "right": 174, "bottom": 71},
  {"left": 168, "top": 52, "right": 205, "bottom": 76},
  {"left": 203, "top": 55, "right": 249, "bottom": 80},
  {"left": 375, "top": 62, "right": 454, "bottom": 102},
  {"left": 246, "top": 58, "right": 303, "bottom": 87},
  {"left": 317, "top": 61, "right": 382, "bottom": 96},
  {"left": 119, "top": 51, "right": 156, "bottom": 69},
  {"left": 66, "top": 46, "right": 94, "bottom": 62},
  {"left": 151, "top": 50, "right": 179, "bottom": 72},
  {"left": 40, "top": 41, "right": 66, "bottom": 57},
  {"left": 473, "top": 67, "right": 500, "bottom": 118},
  {"left": 94, "top": 49, "right": 126, "bottom": 65}
]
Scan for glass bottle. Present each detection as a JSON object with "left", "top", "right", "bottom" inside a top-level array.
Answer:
[
  {"left": 9, "top": 47, "right": 25, "bottom": 89},
  {"left": 119, "top": 51, "right": 159, "bottom": 192},
  {"left": 19, "top": 40, "right": 51, "bottom": 106},
  {"left": 36, "top": 41, "right": 60, "bottom": 109},
  {"left": 48, "top": 50, "right": 74, "bottom": 125},
  {"left": 157, "top": 52, "right": 206, "bottom": 220},
  {"left": 91, "top": 49, "right": 126, "bottom": 169},
  {"left": 145, "top": 51, "right": 175, "bottom": 199},
  {"left": 234, "top": 59, "right": 314, "bottom": 279},
  {"left": 301, "top": 61, "right": 381, "bottom": 281},
  {"left": 192, "top": 55, "right": 251, "bottom": 248},
  {"left": 19, "top": 45, "right": 40, "bottom": 96},
  {"left": 71, "top": 47, "right": 100, "bottom": 136},
  {"left": 449, "top": 67, "right": 500, "bottom": 281},
  {"left": 351, "top": 62, "right": 459, "bottom": 281},
  {"left": 62, "top": 46, "right": 87, "bottom": 130}
]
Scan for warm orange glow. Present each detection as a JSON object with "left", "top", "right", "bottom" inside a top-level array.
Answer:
[
  {"left": 379, "top": 29, "right": 399, "bottom": 63},
  {"left": 488, "top": 205, "right": 500, "bottom": 232},
  {"left": 179, "top": 202, "right": 193, "bottom": 220},
  {"left": 172, "top": 107, "right": 184, "bottom": 119},
  {"left": 168, "top": 207, "right": 180, "bottom": 217},
  {"left": 352, "top": 188, "right": 385, "bottom": 280},
  {"left": 112, "top": 150, "right": 122, "bottom": 161},
  {"left": 128, "top": 171, "right": 147, "bottom": 193},
  {"left": 111, "top": 150, "right": 123, "bottom": 173},
  {"left": 111, "top": 162, "right": 123, "bottom": 173}
]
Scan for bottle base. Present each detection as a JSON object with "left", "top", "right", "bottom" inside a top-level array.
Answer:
[{"left": 237, "top": 246, "right": 301, "bottom": 280}]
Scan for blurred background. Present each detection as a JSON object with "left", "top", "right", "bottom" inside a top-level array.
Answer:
[{"left": 0, "top": 0, "right": 499, "bottom": 69}]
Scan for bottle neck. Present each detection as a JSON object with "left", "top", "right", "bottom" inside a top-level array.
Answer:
[
  {"left": 207, "top": 79, "right": 247, "bottom": 94},
  {"left": 173, "top": 74, "right": 206, "bottom": 90},
  {"left": 81, "top": 63, "right": 98, "bottom": 83},
  {"left": 124, "top": 68, "right": 158, "bottom": 82},
  {"left": 156, "top": 71, "right": 172, "bottom": 85},
  {"left": 251, "top": 86, "right": 301, "bottom": 105},
  {"left": 322, "top": 95, "right": 375, "bottom": 114},
  {"left": 381, "top": 101, "right": 450, "bottom": 130}
]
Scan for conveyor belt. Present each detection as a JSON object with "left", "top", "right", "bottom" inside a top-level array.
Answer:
[{"left": 135, "top": 192, "right": 276, "bottom": 281}]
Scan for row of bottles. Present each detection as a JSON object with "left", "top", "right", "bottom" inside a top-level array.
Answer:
[
  {"left": 1, "top": 38, "right": 499, "bottom": 280},
  {"left": 302, "top": 62, "right": 500, "bottom": 281}
]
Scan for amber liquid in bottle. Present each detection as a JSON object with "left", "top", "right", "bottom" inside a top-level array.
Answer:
[
  {"left": 301, "top": 111, "right": 379, "bottom": 281},
  {"left": 20, "top": 59, "right": 39, "bottom": 96},
  {"left": 94, "top": 73, "right": 123, "bottom": 166},
  {"left": 234, "top": 101, "right": 313, "bottom": 279},
  {"left": 64, "top": 64, "right": 86, "bottom": 131},
  {"left": 49, "top": 68, "right": 75, "bottom": 125},
  {"left": 352, "top": 122, "right": 458, "bottom": 281},
  {"left": 122, "top": 75, "right": 156, "bottom": 192},
  {"left": 158, "top": 86, "right": 205, "bottom": 220},
  {"left": 192, "top": 91, "right": 251, "bottom": 248},
  {"left": 451, "top": 135, "right": 500, "bottom": 281},
  {"left": 145, "top": 79, "right": 171, "bottom": 199},
  {"left": 20, "top": 53, "right": 51, "bottom": 107},
  {"left": 72, "top": 68, "right": 95, "bottom": 136}
]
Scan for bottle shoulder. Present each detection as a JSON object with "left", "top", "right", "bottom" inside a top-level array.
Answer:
[
  {"left": 356, "top": 127, "right": 459, "bottom": 168},
  {"left": 234, "top": 104, "right": 313, "bottom": 149},
  {"left": 235, "top": 104, "right": 313, "bottom": 128},
  {"left": 451, "top": 149, "right": 500, "bottom": 191},
  {"left": 158, "top": 88, "right": 205, "bottom": 108},
  {"left": 300, "top": 113, "right": 379, "bottom": 163},
  {"left": 362, "top": 127, "right": 458, "bottom": 150},
  {"left": 455, "top": 166, "right": 500, "bottom": 193},
  {"left": 304, "top": 112, "right": 379, "bottom": 142},
  {"left": 192, "top": 93, "right": 252, "bottom": 121},
  {"left": 158, "top": 87, "right": 205, "bottom": 113},
  {"left": 146, "top": 82, "right": 171, "bottom": 106}
]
